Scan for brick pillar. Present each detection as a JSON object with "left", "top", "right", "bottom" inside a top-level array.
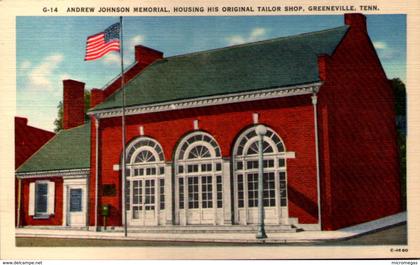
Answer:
[{"left": 63, "top": 79, "right": 85, "bottom": 130}]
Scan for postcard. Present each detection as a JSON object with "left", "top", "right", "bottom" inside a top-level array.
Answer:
[{"left": 0, "top": 0, "right": 419, "bottom": 260}]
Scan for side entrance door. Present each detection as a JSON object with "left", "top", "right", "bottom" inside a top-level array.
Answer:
[{"left": 63, "top": 178, "right": 87, "bottom": 227}]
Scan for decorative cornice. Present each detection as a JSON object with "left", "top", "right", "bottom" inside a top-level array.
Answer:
[
  {"left": 16, "top": 168, "right": 90, "bottom": 179},
  {"left": 89, "top": 82, "right": 322, "bottom": 119}
]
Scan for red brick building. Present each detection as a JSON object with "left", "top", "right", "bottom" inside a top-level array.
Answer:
[
  {"left": 16, "top": 14, "right": 402, "bottom": 231},
  {"left": 15, "top": 117, "right": 55, "bottom": 226}
]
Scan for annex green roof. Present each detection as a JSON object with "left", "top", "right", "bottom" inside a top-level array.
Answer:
[
  {"left": 16, "top": 123, "right": 91, "bottom": 174},
  {"left": 93, "top": 26, "right": 349, "bottom": 111}
]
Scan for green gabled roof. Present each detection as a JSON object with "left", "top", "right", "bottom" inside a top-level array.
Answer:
[
  {"left": 16, "top": 123, "right": 91, "bottom": 174},
  {"left": 93, "top": 26, "right": 349, "bottom": 111}
]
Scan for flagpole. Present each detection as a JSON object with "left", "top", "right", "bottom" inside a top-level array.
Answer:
[{"left": 120, "top": 16, "right": 128, "bottom": 237}]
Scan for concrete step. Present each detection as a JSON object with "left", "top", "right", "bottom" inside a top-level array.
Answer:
[
  {"left": 103, "top": 225, "right": 298, "bottom": 233},
  {"left": 22, "top": 224, "right": 299, "bottom": 233}
]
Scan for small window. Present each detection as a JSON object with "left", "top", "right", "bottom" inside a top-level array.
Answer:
[
  {"left": 237, "top": 161, "right": 243, "bottom": 170},
  {"left": 70, "top": 189, "right": 83, "bottom": 212},
  {"left": 279, "top": 159, "right": 285, "bottom": 168},
  {"left": 35, "top": 183, "right": 48, "bottom": 215},
  {"left": 179, "top": 178, "right": 184, "bottom": 209},
  {"left": 237, "top": 174, "right": 244, "bottom": 208},
  {"left": 217, "top": 175, "right": 223, "bottom": 208},
  {"left": 160, "top": 179, "right": 165, "bottom": 210}
]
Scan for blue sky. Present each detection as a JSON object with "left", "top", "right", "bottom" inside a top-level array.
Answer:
[{"left": 16, "top": 15, "right": 406, "bottom": 131}]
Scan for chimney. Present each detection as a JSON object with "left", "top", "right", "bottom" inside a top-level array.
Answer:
[
  {"left": 90, "top": 88, "right": 105, "bottom": 108},
  {"left": 135, "top": 45, "right": 163, "bottom": 68},
  {"left": 344, "top": 13, "right": 367, "bottom": 31},
  {"left": 15, "top": 117, "right": 28, "bottom": 127},
  {"left": 63, "top": 79, "right": 85, "bottom": 130}
]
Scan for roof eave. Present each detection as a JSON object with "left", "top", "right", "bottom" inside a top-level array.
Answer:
[
  {"left": 16, "top": 168, "right": 90, "bottom": 178},
  {"left": 89, "top": 82, "right": 323, "bottom": 119}
]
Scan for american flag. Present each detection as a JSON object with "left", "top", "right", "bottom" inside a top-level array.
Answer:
[{"left": 85, "top": 23, "right": 120, "bottom": 61}]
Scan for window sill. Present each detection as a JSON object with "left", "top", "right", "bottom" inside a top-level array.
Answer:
[{"left": 33, "top": 214, "right": 52, "bottom": 219}]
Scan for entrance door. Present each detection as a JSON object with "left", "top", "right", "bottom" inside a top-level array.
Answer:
[
  {"left": 64, "top": 179, "right": 87, "bottom": 227},
  {"left": 130, "top": 178, "right": 157, "bottom": 225},
  {"left": 68, "top": 188, "right": 84, "bottom": 226},
  {"left": 186, "top": 175, "right": 214, "bottom": 225}
]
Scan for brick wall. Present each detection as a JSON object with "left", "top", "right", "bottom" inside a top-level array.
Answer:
[
  {"left": 15, "top": 117, "right": 55, "bottom": 226},
  {"left": 20, "top": 177, "right": 64, "bottom": 226},
  {"left": 92, "top": 95, "right": 318, "bottom": 226},
  {"left": 318, "top": 14, "right": 402, "bottom": 230}
]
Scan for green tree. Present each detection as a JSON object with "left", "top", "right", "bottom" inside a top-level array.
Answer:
[
  {"left": 53, "top": 90, "right": 91, "bottom": 133},
  {"left": 391, "top": 78, "right": 406, "bottom": 117},
  {"left": 390, "top": 78, "right": 406, "bottom": 210}
]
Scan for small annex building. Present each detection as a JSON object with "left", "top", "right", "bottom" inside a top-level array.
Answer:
[{"left": 16, "top": 14, "right": 402, "bottom": 231}]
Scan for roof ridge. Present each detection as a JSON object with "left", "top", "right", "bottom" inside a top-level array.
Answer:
[{"left": 166, "top": 25, "right": 348, "bottom": 60}]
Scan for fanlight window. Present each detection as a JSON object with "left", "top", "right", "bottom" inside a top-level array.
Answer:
[
  {"left": 235, "top": 128, "right": 284, "bottom": 157},
  {"left": 177, "top": 133, "right": 221, "bottom": 160},
  {"left": 126, "top": 138, "right": 164, "bottom": 164}
]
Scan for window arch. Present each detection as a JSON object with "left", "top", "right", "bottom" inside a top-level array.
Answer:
[
  {"left": 232, "top": 125, "right": 288, "bottom": 224},
  {"left": 124, "top": 137, "right": 166, "bottom": 225},
  {"left": 174, "top": 131, "right": 223, "bottom": 224},
  {"left": 126, "top": 137, "right": 165, "bottom": 164}
]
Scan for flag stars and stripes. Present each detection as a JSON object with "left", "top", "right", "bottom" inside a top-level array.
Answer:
[{"left": 85, "top": 22, "right": 121, "bottom": 61}]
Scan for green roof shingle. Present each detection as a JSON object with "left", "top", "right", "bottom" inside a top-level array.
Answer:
[
  {"left": 16, "top": 123, "right": 91, "bottom": 174},
  {"left": 93, "top": 26, "right": 348, "bottom": 111}
]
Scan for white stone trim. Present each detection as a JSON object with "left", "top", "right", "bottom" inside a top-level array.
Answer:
[
  {"left": 285, "top": 152, "right": 296, "bottom": 159},
  {"left": 16, "top": 168, "right": 90, "bottom": 179},
  {"left": 89, "top": 83, "right": 322, "bottom": 119}
]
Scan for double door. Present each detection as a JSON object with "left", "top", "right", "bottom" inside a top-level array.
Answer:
[
  {"left": 129, "top": 178, "right": 158, "bottom": 225},
  {"left": 186, "top": 175, "right": 215, "bottom": 225}
]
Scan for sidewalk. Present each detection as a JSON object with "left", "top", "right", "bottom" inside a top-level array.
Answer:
[{"left": 15, "top": 212, "right": 406, "bottom": 244}]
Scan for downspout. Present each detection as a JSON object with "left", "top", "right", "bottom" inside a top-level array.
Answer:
[
  {"left": 94, "top": 116, "right": 100, "bottom": 231},
  {"left": 311, "top": 92, "right": 322, "bottom": 230},
  {"left": 17, "top": 177, "right": 22, "bottom": 227}
]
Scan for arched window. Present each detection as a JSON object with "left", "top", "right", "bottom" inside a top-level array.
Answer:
[
  {"left": 232, "top": 126, "right": 288, "bottom": 224},
  {"left": 125, "top": 137, "right": 165, "bottom": 225},
  {"left": 174, "top": 131, "right": 223, "bottom": 225}
]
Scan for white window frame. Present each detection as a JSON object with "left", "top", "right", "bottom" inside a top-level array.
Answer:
[
  {"left": 232, "top": 126, "right": 288, "bottom": 223},
  {"left": 174, "top": 131, "right": 223, "bottom": 223},
  {"left": 29, "top": 180, "right": 55, "bottom": 218},
  {"left": 125, "top": 137, "right": 165, "bottom": 225}
]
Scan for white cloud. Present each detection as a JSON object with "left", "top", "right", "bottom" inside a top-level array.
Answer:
[
  {"left": 59, "top": 73, "right": 71, "bottom": 80},
  {"left": 28, "top": 54, "right": 64, "bottom": 90},
  {"left": 373, "top": 41, "right": 388, "bottom": 50},
  {"left": 249, "top": 28, "right": 267, "bottom": 41},
  {"left": 20, "top": 60, "right": 31, "bottom": 70},
  {"left": 130, "top": 35, "right": 145, "bottom": 48},
  {"left": 373, "top": 41, "right": 396, "bottom": 60},
  {"left": 226, "top": 27, "right": 268, "bottom": 45},
  {"left": 102, "top": 52, "right": 121, "bottom": 66}
]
